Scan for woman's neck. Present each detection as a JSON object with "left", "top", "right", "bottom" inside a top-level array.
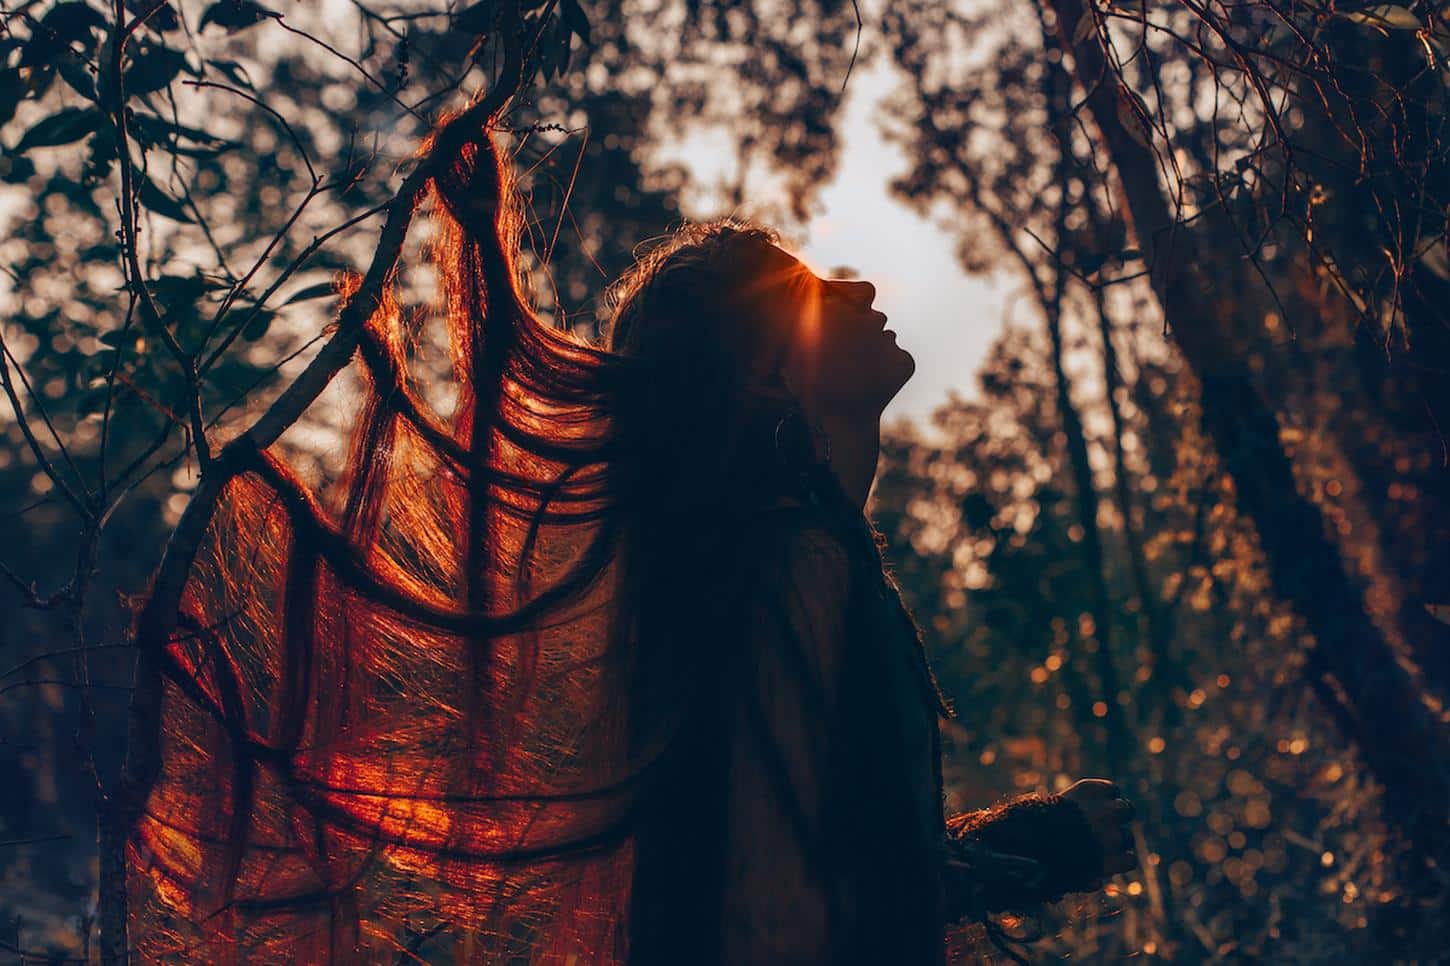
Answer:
[{"left": 818, "top": 413, "right": 881, "bottom": 511}]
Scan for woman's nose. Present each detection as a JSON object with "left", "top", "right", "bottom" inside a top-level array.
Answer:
[{"left": 834, "top": 279, "right": 876, "bottom": 306}]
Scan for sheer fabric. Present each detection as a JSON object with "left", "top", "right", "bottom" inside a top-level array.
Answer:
[
  {"left": 125, "top": 117, "right": 977, "bottom": 964},
  {"left": 127, "top": 124, "right": 647, "bottom": 964}
]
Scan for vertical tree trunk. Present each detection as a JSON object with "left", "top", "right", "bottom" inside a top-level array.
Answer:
[
  {"left": 1042, "top": 40, "right": 1131, "bottom": 774},
  {"left": 1043, "top": 276, "right": 1130, "bottom": 773},
  {"left": 1089, "top": 288, "right": 1191, "bottom": 715}
]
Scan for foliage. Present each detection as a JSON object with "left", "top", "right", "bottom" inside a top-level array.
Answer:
[{"left": 872, "top": 0, "right": 1450, "bottom": 958}]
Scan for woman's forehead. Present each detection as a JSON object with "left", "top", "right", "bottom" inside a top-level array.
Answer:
[{"left": 747, "top": 244, "right": 819, "bottom": 295}]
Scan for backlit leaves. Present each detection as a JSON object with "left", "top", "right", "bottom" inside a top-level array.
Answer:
[
  {"left": 136, "top": 175, "right": 194, "bottom": 222},
  {"left": 125, "top": 42, "right": 191, "bottom": 95},
  {"left": 199, "top": 0, "right": 278, "bottom": 33},
  {"left": 0, "top": 70, "right": 22, "bottom": 126},
  {"left": 281, "top": 282, "right": 337, "bottom": 306},
  {"left": 18, "top": 2, "right": 106, "bottom": 68},
  {"left": 562, "top": 0, "right": 592, "bottom": 45},
  {"left": 14, "top": 107, "right": 103, "bottom": 152}
]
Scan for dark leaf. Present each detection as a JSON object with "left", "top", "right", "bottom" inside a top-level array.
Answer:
[
  {"left": 561, "top": 0, "right": 591, "bottom": 45},
  {"left": 0, "top": 152, "right": 37, "bottom": 184},
  {"left": 83, "top": 126, "right": 119, "bottom": 183},
  {"left": 282, "top": 282, "right": 336, "bottom": 305},
  {"left": 241, "top": 309, "right": 275, "bottom": 341},
  {"left": 131, "top": 114, "right": 225, "bottom": 151},
  {"left": 75, "top": 387, "right": 111, "bottom": 415},
  {"left": 80, "top": 242, "right": 120, "bottom": 261},
  {"left": 15, "top": 107, "right": 103, "bottom": 152},
  {"left": 146, "top": 274, "right": 209, "bottom": 305},
  {"left": 56, "top": 52, "right": 98, "bottom": 101},
  {"left": 198, "top": 0, "right": 277, "bottom": 33},
  {"left": 45, "top": 3, "right": 108, "bottom": 36},
  {"left": 137, "top": 176, "right": 195, "bottom": 222},
  {"left": 454, "top": 2, "right": 496, "bottom": 33},
  {"left": 210, "top": 59, "right": 256, "bottom": 89},
  {"left": 127, "top": 0, "right": 181, "bottom": 31},
  {"left": 0, "top": 70, "right": 22, "bottom": 126},
  {"left": 125, "top": 42, "right": 190, "bottom": 95},
  {"left": 21, "top": 3, "right": 106, "bottom": 66}
]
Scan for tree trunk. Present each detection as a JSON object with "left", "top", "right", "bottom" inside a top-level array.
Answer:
[{"left": 1089, "top": 288, "right": 1192, "bottom": 718}]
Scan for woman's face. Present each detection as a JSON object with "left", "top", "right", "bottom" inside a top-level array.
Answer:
[{"left": 751, "top": 245, "right": 915, "bottom": 417}]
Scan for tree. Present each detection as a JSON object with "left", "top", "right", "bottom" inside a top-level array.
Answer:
[{"left": 881, "top": 0, "right": 1450, "bottom": 902}]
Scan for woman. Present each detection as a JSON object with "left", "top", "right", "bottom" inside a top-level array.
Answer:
[
  {"left": 606, "top": 222, "right": 1137, "bottom": 964},
  {"left": 129, "top": 127, "right": 1134, "bottom": 964}
]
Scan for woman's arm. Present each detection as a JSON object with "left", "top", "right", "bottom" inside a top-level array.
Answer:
[
  {"left": 720, "top": 525, "right": 853, "bottom": 965},
  {"left": 943, "top": 780, "right": 1137, "bottom": 921}
]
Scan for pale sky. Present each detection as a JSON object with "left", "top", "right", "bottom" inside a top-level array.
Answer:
[{"left": 661, "top": 61, "right": 1010, "bottom": 429}]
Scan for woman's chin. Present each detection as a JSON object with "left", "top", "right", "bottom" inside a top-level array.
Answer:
[
  {"left": 890, "top": 342, "right": 917, "bottom": 390},
  {"left": 867, "top": 348, "right": 915, "bottom": 410}
]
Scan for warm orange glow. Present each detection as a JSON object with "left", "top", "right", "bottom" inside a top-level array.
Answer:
[{"left": 129, "top": 132, "right": 635, "bottom": 963}]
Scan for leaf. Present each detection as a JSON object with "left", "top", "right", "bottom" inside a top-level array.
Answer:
[
  {"left": 1071, "top": 11, "right": 1097, "bottom": 47},
  {"left": 75, "top": 387, "right": 112, "bottom": 415},
  {"left": 147, "top": 274, "right": 208, "bottom": 305},
  {"left": 56, "top": 52, "right": 98, "bottom": 101},
  {"left": 241, "top": 309, "right": 275, "bottom": 341},
  {"left": 20, "top": 2, "right": 106, "bottom": 67},
  {"left": 454, "top": 2, "right": 496, "bottom": 33},
  {"left": 542, "top": 20, "right": 570, "bottom": 79},
  {"left": 1114, "top": 86, "right": 1154, "bottom": 150},
  {"left": 562, "top": 0, "right": 592, "bottom": 44},
  {"left": 0, "top": 70, "right": 21, "bottom": 126},
  {"left": 137, "top": 176, "right": 195, "bottom": 222},
  {"left": 125, "top": 42, "right": 190, "bottom": 94},
  {"left": 0, "top": 152, "right": 37, "bottom": 184},
  {"left": 282, "top": 282, "right": 336, "bottom": 305},
  {"left": 1343, "top": 5, "right": 1421, "bottom": 30},
  {"left": 210, "top": 58, "right": 256, "bottom": 89},
  {"left": 127, "top": 0, "right": 181, "bottom": 31},
  {"left": 557, "top": 33, "right": 573, "bottom": 76},
  {"left": 83, "top": 126, "right": 119, "bottom": 183},
  {"left": 131, "top": 113, "right": 224, "bottom": 149},
  {"left": 15, "top": 107, "right": 103, "bottom": 151},
  {"left": 199, "top": 0, "right": 277, "bottom": 33}
]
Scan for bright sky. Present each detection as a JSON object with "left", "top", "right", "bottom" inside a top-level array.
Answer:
[{"left": 663, "top": 60, "right": 1011, "bottom": 429}]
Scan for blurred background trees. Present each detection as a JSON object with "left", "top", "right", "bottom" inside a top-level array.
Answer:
[{"left": 2, "top": 0, "right": 1446, "bottom": 961}]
